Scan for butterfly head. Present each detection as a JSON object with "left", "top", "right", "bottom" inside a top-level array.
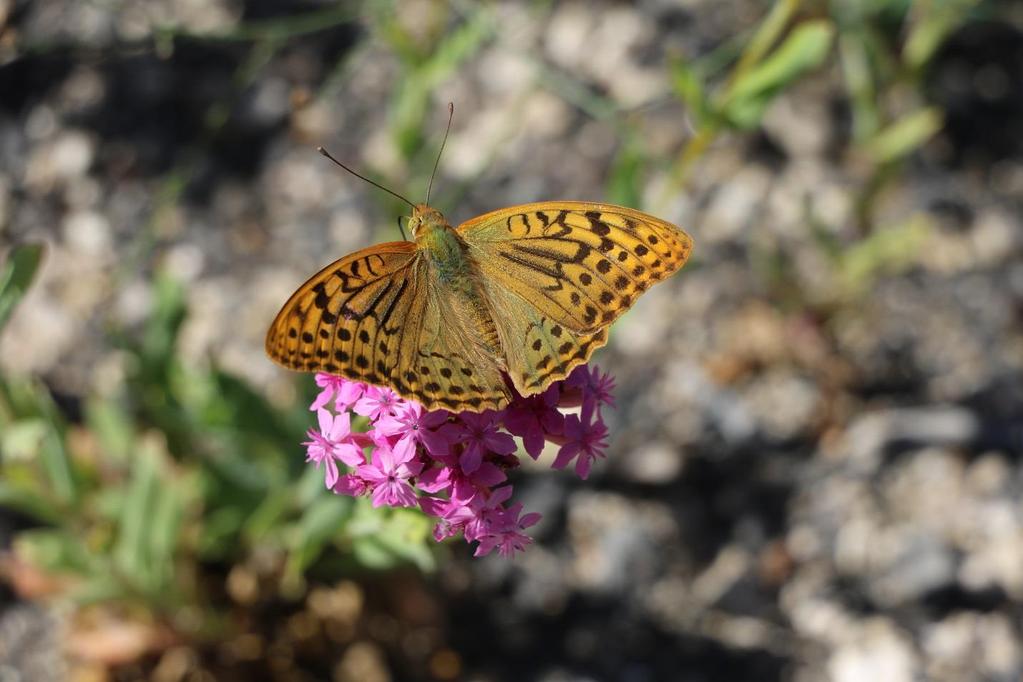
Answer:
[{"left": 408, "top": 204, "right": 448, "bottom": 239}]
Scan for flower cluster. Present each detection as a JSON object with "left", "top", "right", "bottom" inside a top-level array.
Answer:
[{"left": 301, "top": 365, "right": 615, "bottom": 557}]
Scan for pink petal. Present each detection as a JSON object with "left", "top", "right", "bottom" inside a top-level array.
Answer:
[
  {"left": 483, "top": 431, "right": 517, "bottom": 455},
  {"left": 417, "top": 466, "right": 451, "bottom": 493},
  {"left": 323, "top": 458, "right": 339, "bottom": 488},
  {"left": 575, "top": 454, "right": 593, "bottom": 480},
  {"left": 310, "top": 387, "right": 333, "bottom": 411},
  {"left": 520, "top": 512, "right": 542, "bottom": 529},
  {"left": 334, "top": 442, "right": 365, "bottom": 468},
  {"left": 489, "top": 486, "right": 514, "bottom": 507},
  {"left": 552, "top": 442, "right": 580, "bottom": 471},
  {"left": 328, "top": 410, "right": 351, "bottom": 441},
  {"left": 390, "top": 436, "right": 416, "bottom": 464},
  {"left": 336, "top": 381, "right": 365, "bottom": 409},
  {"left": 316, "top": 408, "right": 333, "bottom": 435},
  {"left": 333, "top": 474, "right": 367, "bottom": 497},
  {"left": 374, "top": 445, "right": 396, "bottom": 474},
  {"left": 459, "top": 445, "right": 482, "bottom": 474},
  {"left": 356, "top": 464, "right": 387, "bottom": 484},
  {"left": 522, "top": 427, "right": 545, "bottom": 459},
  {"left": 421, "top": 428, "right": 454, "bottom": 457},
  {"left": 470, "top": 462, "right": 507, "bottom": 487}
]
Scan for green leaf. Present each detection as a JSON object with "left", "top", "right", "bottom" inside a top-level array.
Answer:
[
  {"left": 731, "top": 0, "right": 800, "bottom": 81},
  {"left": 287, "top": 494, "right": 354, "bottom": 573},
  {"left": 839, "top": 32, "right": 880, "bottom": 141},
  {"left": 112, "top": 437, "right": 184, "bottom": 595},
  {"left": 141, "top": 272, "right": 187, "bottom": 371},
  {"left": 197, "top": 505, "right": 247, "bottom": 559},
  {"left": 346, "top": 503, "right": 434, "bottom": 571},
  {"left": 723, "top": 20, "right": 835, "bottom": 129},
  {"left": 296, "top": 462, "right": 331, "bottom": 507},
  {"left": 0, "top": 480, "right": 62, "bottom": 523},
  {"left": 373, "top": 508, "right": 435, "bottom": 572},
  {"left": 27, "top": 382, "right": 76, "bottom": 505},
  {"left": 71, "top": 575, "right": 134, "bottom": 606},
  {"left": 14, "top": 528, "right": 93, "bottom": 575},
  {"left": 351, "top": 535, "right": 400, "bottom": 570},
  {"left": 1, "top": 379, "right": 78, "bottom": 505},
  {"left": 863, "top": 108, "right": 943, "bottom": 164},
  {"left": 903, "top": 0, "right": 978, "bottom": 71},
  {"left": 243, "top": 487, "right": 293, "bottom": 543},
  {"left": 1, "top": 419, "right": 48, "bottom": 460},
  {"left": 84, "top": 397, "right": 135, "bottom": 463},
  {"left": 389, "top": 7, "right": 494, "bottom": 159},
  {"left": 670, "top": 58, "right": 712, "bottom": 126},
  {"left": 113, "top": 441, "right": 159, "bottom": 584},
  {"left": 839, "top": 214, "right": 931, "bottom": 294},
  {"left": 148, "top": 474, "right": 185, "bottom": 573},
  {"left": 0, "top": 243, "right": 44, "bottom": 333},
  {"left": 606, "top": 137, "right": 645, "bottom": 208}
]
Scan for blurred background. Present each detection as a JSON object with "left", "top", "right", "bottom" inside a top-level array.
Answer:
[{"left": 1, "top": 0, "right": 1022, "bottom": 680}]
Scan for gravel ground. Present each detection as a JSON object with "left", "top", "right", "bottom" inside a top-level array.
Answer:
[{"left": 2, "top": 1, "right": 1023, "bottom": 680}]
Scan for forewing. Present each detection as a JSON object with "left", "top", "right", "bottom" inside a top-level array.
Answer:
[
  {"left": 265, "top": 242, "right": 510, "bottom": 412},
  {"left": 265, "top": 243, "right": 419, "bottom": 380},
  {"left": 457, "top": 202, "right": 693, "bottom": 334}
]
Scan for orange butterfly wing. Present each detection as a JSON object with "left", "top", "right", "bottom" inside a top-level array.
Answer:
[
  {"left": 458, "top": 202, "right": 693, "bottom": 334},
  {"left": 454, "top": 202, "right": 692, "bottom": 395},
  {"left": 265, "top": 242, "right": 511, "bottom": 411}
]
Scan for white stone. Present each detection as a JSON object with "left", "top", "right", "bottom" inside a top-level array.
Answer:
[
  {"left": 624, "top": 440, "right": 683, "bottom": 483},
  {"left": 163, "top": 243, "right": 205, "bottom": 283},
  {"left": 115, "top": 279, "right": 153, "bottom": 327},
  {"left": 762, "top": 91, "right": 831, "bottom": 158},
  {"left": 62, "top": 210, "right": 111, "bottom": 257},
  {"left": 828, "top": 618, "right": 919, "bottom": 682},
  {"left": 25, "top": 130, "right": 95, "bottom": 192},
  {"left": 923, "top": 612, "right": 1023, "bottom": 680}
]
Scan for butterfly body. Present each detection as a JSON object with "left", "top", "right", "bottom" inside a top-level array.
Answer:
[
  {"left": 267, "top": 202, "right": 693, "bottom": 412},
  {"left": 413, "top": 206, "right": 476, "bottom": 290},
  {"left": 411, "top": 205, "right": 505, "bottom": 358}
]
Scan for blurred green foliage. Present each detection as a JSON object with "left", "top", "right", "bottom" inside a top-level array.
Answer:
[
  {"left": 0, "top": 245, "right": 433, "bottom": 629},
  {"left": 661, "top": 0, "right": 986, "bottom": 307},
  {"left": 0, "top": 0, "right": 990, "bottom": 652}
]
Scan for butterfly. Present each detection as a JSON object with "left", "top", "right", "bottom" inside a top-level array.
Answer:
[{"left": 266, "top": 195, "right": 693, "bottom": 413}]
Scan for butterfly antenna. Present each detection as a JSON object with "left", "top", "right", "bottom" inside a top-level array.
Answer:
[
  {"left": 426, "top": 102, "right": 454, "bottom": 205},
  {"left": 317, "top": 147, "right": 416, "bottom": 209}
]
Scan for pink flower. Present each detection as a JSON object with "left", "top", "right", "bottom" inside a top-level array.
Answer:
[
  {"left": 333, "top": 473, "right": 368, "bottom": 497},
  {"left": 503, "top": 385, "right": 564, "bottom": 459},
  {"left": 416, "top": 464, "right": 452, "bottom": 494},
  {"left": 310, "top": 374, "right": 342, "bottom": 411},
  {"left": 420, "top": 495, "right": 476, "bottom": 542},
  {"left": 565, "top": 365, "right": 617, "bottom": 414},
  {"left": 297, "top": 363, "right": 616, "bottom": 558},
  {"left": 442, "top": 411, "right": 516, "bottom": 474},
  {"left": 461, "top": 485, "right": 514, "bottom": 542},
  {"left": 426, "top": 445, "right": 507, "bottom": 503},
  {"left": 310, "top": 373, "right": 366, "bottom": 411},
  {"left": 356, "top": 441, "right": 424, "bottom": 508},
  {"left": 449, "top": 464, "right": 507, "bottom": 504},
  {"left": 375, "top": 402, "right": 453, "bottom": 456},
  {"left": 335, "top": 380, "right": 367, "bottom": 410},
  {"left": 303, "top": 409, "right": 363, "bottom": 488},
  {"left": 353, "top": 385, "right": 403, "bottom": 421},
  {"left": 474, "top": 503, "right": 542, "bottom": 558},
  {"left": 552, "top": 401, "right": 609, "bottom": 480}
]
